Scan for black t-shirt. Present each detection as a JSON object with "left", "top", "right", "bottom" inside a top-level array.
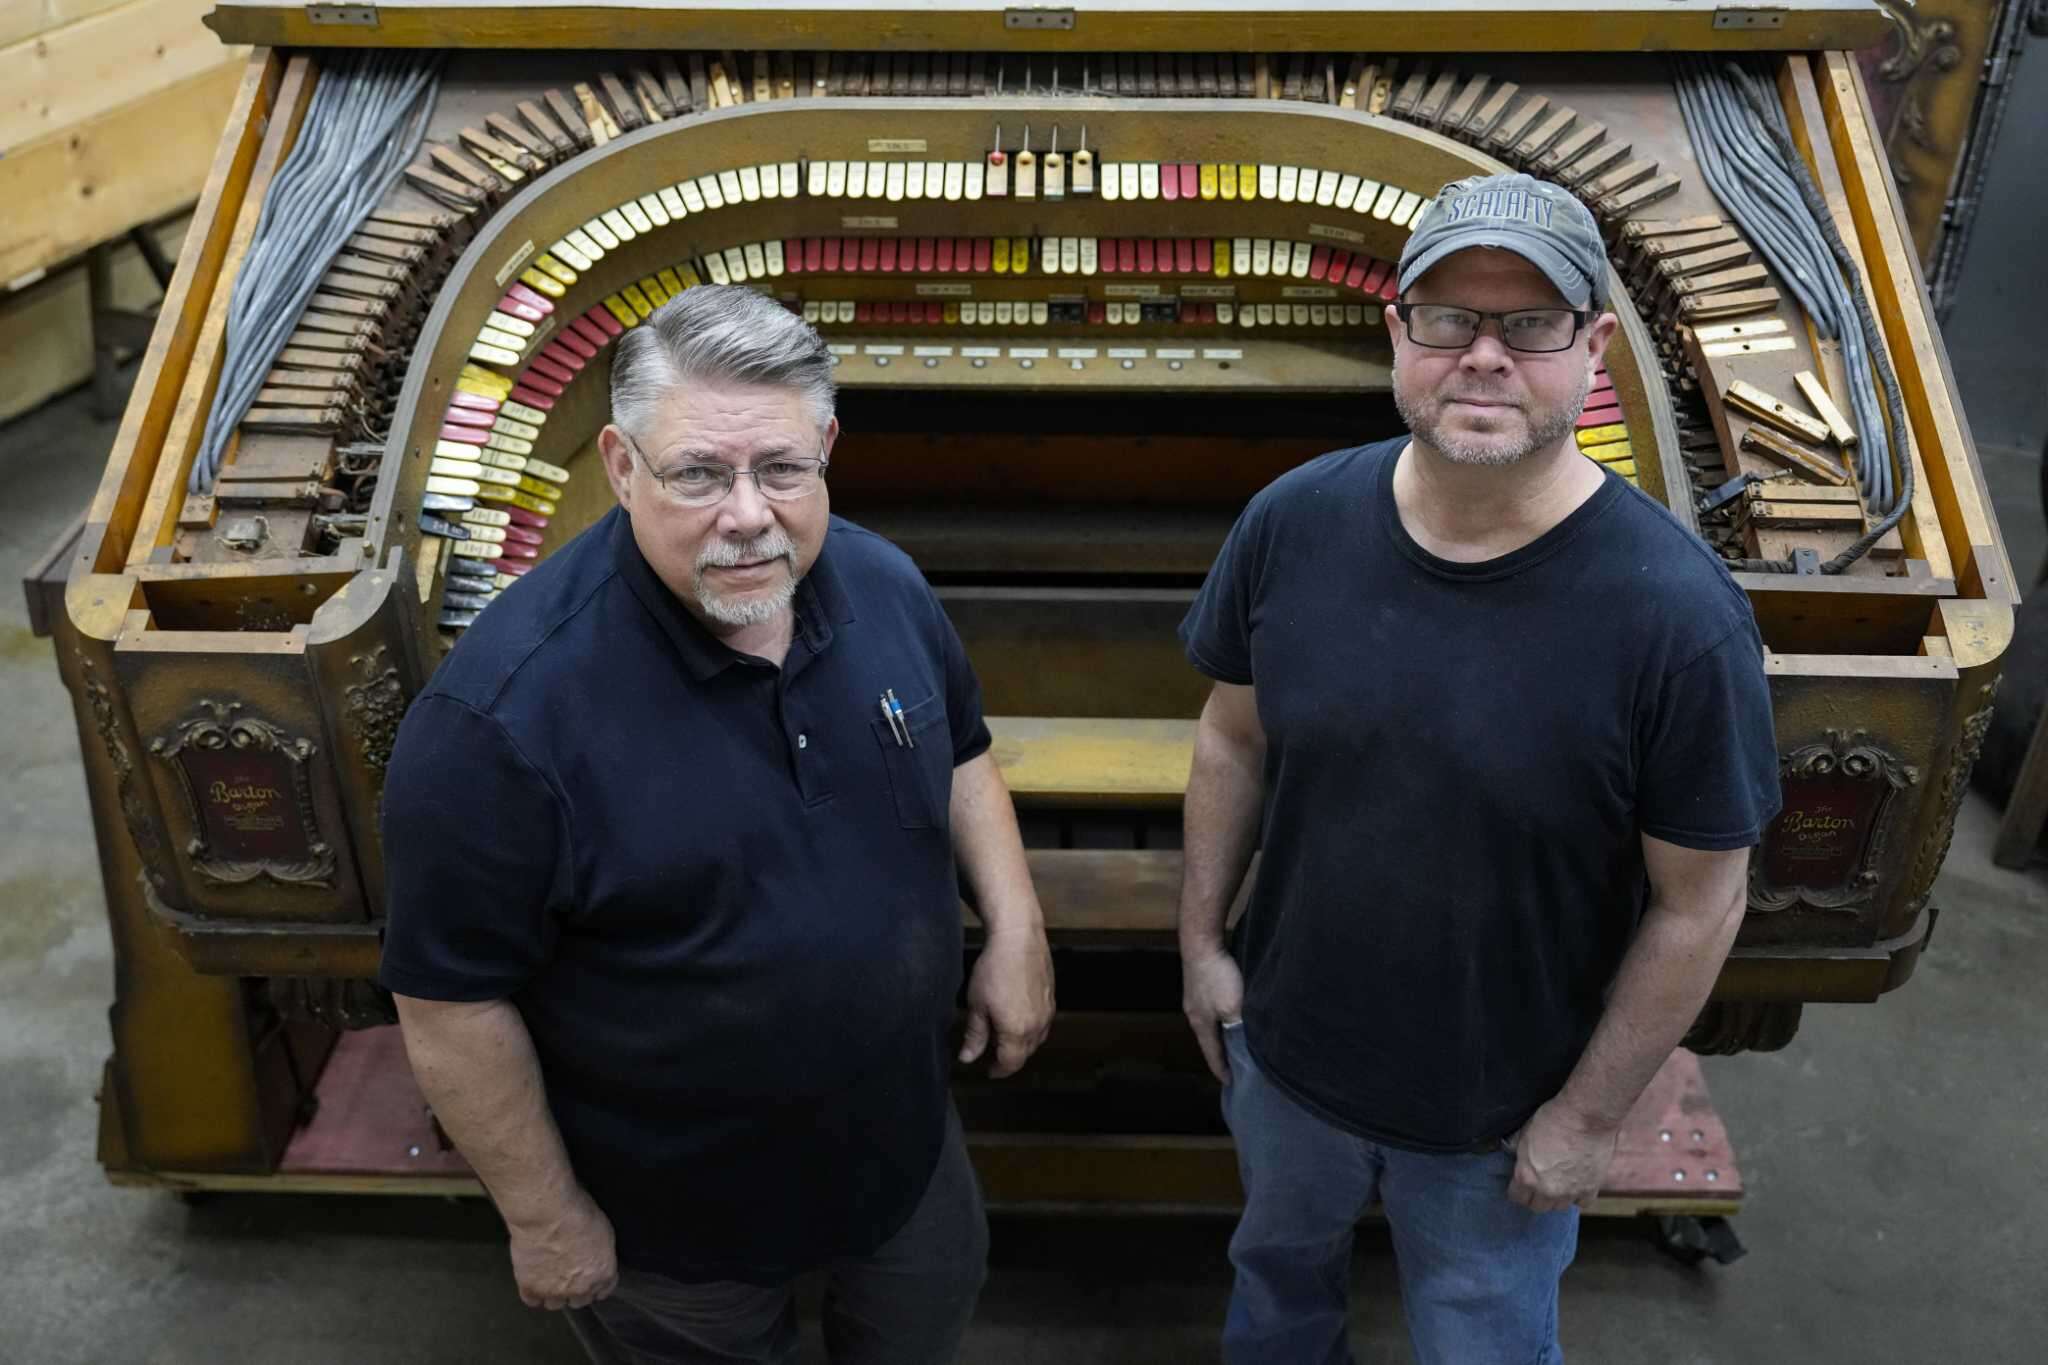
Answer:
[
  {"left": 378, "top": 507, "right": 990, "bottom": 1282},
  {"left": 1180, "top": 439, "right": 1780, "bottom": 1151}
]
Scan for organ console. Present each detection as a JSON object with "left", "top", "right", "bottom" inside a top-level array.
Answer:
[{"left": 33, "top": 1, "right": 2013, "bottom": 1214}]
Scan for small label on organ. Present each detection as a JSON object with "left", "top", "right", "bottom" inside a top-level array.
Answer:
[
  {"left": 1182, "top": 284, "right": 1237, "bottom": 300},
  {"left": 913, "top": 346, "right": 955, "bottom": 357},
  {"left": 1308, "top": 222, "right": 1367, "bottom": 245},
  {"left": 1155, "top": 348, "right": 1196, "bottom": 359},
  {"left": 827, "top": 344, "right": 858, "bottom": 355},
  {"left": 863, "top": 345, "right": 906, "bottom": 355},
  {"left": 1058, "top": 348, "right": 1099, "bottom": 359},
  {"left": 868, "top": 139, "right": 929, "bottom": 153},
  {"left": 842, "top": 216, "right": 900, "bottom": 229},
  {"left": 915, "top": 283, "right": 975, "bottom": 296},
  {"left": 1107, "top": 348, "right": 1148, "bottom": 359},
  {"left": 1203, "top": 348, "right": 1246, "bottom": 360},
  {"left": 961, "top": 346, "right": 1002, "bottom": 357},
  {"left": 495, "top": 240, "right": 536, "bottom": 287},
  {"left": 1283, "top": 287, "right": 1337, "bottom": 299},
  {"left": 1104, "top": 284, "right": 1163, "bottom": 298},
  {"left": 1007, "top": 347, "right": 1050, "bottom": 358}
]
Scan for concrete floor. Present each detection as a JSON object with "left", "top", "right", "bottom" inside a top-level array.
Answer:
[{"left": 4, "top": 378, "right": 2046, "bottom": 1365}]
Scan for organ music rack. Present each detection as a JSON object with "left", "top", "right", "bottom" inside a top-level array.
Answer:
[{"left": 29, "top": 1, "right": 2009, "bottom": 1218}]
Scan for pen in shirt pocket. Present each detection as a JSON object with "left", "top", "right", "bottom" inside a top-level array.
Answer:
[
  {"left": 887, "top": 688, "right": 916, "bottom": 748},
  {"left": 878, "top": 693, "right": 907, "bottom": 746}
]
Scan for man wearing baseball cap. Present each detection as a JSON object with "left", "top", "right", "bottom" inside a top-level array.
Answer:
[{"left": 1177, "top": 172, "right": 1779, "bottom": 1362}]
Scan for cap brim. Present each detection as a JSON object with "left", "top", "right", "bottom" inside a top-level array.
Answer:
[{"left": 1397, "top": 228, "right": 1597, "bottom": 309}]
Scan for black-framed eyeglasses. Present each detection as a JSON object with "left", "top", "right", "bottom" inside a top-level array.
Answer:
[
  {"left": 1393, "top": 302, "right": 1590, "bottom": 354},
  {"left": 623, "top": 433, "right": 830, "bottom": 508}
]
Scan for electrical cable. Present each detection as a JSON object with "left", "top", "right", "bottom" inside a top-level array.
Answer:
[
  {"left": 191, "top": 52, "right": 442, "bottom": 493},
  {"left": 1671, "top": 55, "right": 1911, "bottom": 573}
]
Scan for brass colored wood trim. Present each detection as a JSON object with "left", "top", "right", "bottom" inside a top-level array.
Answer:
[
  {"left": 1816, "top": 50, "right": 2015, "bottom": 605},
  {"left": 70, "top": 50, "right": 278, "bottom": 587}
]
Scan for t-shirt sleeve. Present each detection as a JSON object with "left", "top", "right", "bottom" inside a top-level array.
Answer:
[
  {"left": 929, "top": 586, "right": 993, "bottom": 767},
  {"left": 377, "top": 695, "right": 571, "bottom": 1001},
  {"left": 1636, "top": 617, "right": 1783, "bottom": 850},
  {"left": 1179, "top": 495, "right": 1267, "bottom": 685}
]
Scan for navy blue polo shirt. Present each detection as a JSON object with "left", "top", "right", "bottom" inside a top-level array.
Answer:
[
  {"left": 1181, "top": 439, "right": 1779, "bottom": 1152},
  {"left": 379, "top": 506, "right": 989, "bottom": 1283}
]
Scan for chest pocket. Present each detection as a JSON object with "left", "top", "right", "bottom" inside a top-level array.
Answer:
[{"left": 870, "top": 692, "right": 951, "bottom": 829}]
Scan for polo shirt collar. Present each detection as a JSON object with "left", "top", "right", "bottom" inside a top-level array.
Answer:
[{"left": 608, "top": 507, "right": 855, "bottom": 680}]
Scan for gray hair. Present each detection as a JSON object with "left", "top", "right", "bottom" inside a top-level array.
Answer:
[{"left": 608, "top": 284, "right": 836, "bottom": 440}]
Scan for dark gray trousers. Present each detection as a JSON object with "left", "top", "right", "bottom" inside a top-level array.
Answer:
[{"left": 567, "top": 1108, "right": 987, "bottom": 1365}]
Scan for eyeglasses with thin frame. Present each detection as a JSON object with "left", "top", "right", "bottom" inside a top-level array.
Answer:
[
  {"left": 622, "top": 432, "right": 831, "bottom": 507},
  {"left": 1393, "top": 302, "right": 1590, "bottom": 354}
]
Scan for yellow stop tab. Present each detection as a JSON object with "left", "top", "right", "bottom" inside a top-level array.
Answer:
[
  {"left": 1575, "top": 423, "right": 1629, "bottom": 448},
  {"left": 533, "top": 253, "right": 578, "bottom": 285},
  {"left": 519, "top": 268, "right": 567, "bottom": 299}
]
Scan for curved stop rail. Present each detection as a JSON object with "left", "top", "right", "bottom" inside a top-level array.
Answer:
[{"left": 371, "top": 95, "right": 1684, "bottom": 625}]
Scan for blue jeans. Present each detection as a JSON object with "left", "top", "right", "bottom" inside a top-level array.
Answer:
[{"left": 1220, "top": 1022, "right": 1577, "bottom": 1365}]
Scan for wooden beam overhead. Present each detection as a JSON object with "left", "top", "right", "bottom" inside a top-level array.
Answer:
[{"left": 204, "top": 1, "right": 1892, "bottom": 54}]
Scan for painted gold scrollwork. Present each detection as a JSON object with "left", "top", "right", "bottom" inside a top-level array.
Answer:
[
  {"left": 1903, "top": 679, "right": 1999, "bottom": 917},
  {"left": 343, "top": 644, "right": 408, "bottom": 797},
  {"left": 75, "top": 651, "right": 169, "bottom": 887},
  {"left": 1874, "top": 2, "right": 1964, "bottom": 189},
  {"left": 1749, "top": 729, "right": 1919, "bottom": 913},
  {"left": 149, "top": 699, "right": 337, "bottom": 888}
]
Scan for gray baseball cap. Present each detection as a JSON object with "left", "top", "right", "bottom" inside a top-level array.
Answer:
[{"left": 1397, "top": 173, "right": 1607, "bottom": 309}]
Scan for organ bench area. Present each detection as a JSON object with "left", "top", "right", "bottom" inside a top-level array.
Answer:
[{"left": 32, "top": 2, "right": 2011, "bottom": 1221}]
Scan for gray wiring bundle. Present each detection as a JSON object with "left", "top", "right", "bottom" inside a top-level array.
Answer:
[
  {"left": 190, "top": 52, "right": 442, "bottom": 494},
  {"left": 1672, "top": 55, "right": 1912, "bottom": 574}
]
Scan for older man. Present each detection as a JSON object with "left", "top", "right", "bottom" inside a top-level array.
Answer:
[
  {"left": 1178, "top": 173, "right": 1780, "bottom": 1363},
  {"left": 379, "top": 284, "right": 1054, "bottom": 1364}
]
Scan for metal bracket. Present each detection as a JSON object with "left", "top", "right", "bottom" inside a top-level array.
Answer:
[
  {"left": 1791, "top": 547, "right": 1822, "bottom": 575},
  {"left": 305, "top": 4, "right": 379, "bottom": 26},
  {"left": 1004, "top": 7, "right": 1076, "bottom": 30},
  {"left": 1712, "top": 7, "right": 1788, "bottom": 29}
]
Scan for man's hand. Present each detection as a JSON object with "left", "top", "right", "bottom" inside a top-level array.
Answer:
[
  {"left": 507, "top": 1190, "right": 619, "bottom": 1311},
  {"left": 1508, "top": 1097, "right": 1621, "bottom": 1212},
  {"left": 959, "top": 924, "right": 1054, "bottom": 1078},
  {"left": 1181, "top": 942, "right": 1245, "bottom": 1085}
]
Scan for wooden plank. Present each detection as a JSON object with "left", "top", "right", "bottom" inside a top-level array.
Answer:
[
  {"left": 0, "top": 0, "right": 126, "bottom": 50},
  {"left": 0, "top": 0, "right": 228, "bottom": 153},
  {"left": 201, "top": 0, "right": 1891, "bottom": 53},
  {"left": 74, "top": 50, "right": 276, "bottom": 581},
  {"left": 987, "top": 716, "right": 1194, "bottom": 808},
  {"left": 1992, "top": 709, "right": 2048, "bottom": 869},
  {"left": 977, "top": 849, "right": 1257, "bottom": 941},
  {"left": 1815, "top": 50, "right": 2015, "bottom": 604},
  {"left": 0, "top": 0, "right": 117, "bottom": 44},
  {"left": 0, "top": 56, "right": 241, "bottom": 284},
  {"left": 0, "top": 214, "right": 189, "bottom": 421},
  {"left": 126, "top": 53, "right": 313, "bottom": 567}
]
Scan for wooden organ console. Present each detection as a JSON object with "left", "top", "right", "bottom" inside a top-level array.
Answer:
[{"left": 30, "top": 1, "right": 2014, "bottom": 1216}]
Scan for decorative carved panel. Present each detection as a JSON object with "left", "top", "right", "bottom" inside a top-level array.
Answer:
[
  {"left": 1751, "top": 729, "right": 1918, "bottom": 913},
  {"left": 149, "top": 699, "right": 337, "bottom": 888}
]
